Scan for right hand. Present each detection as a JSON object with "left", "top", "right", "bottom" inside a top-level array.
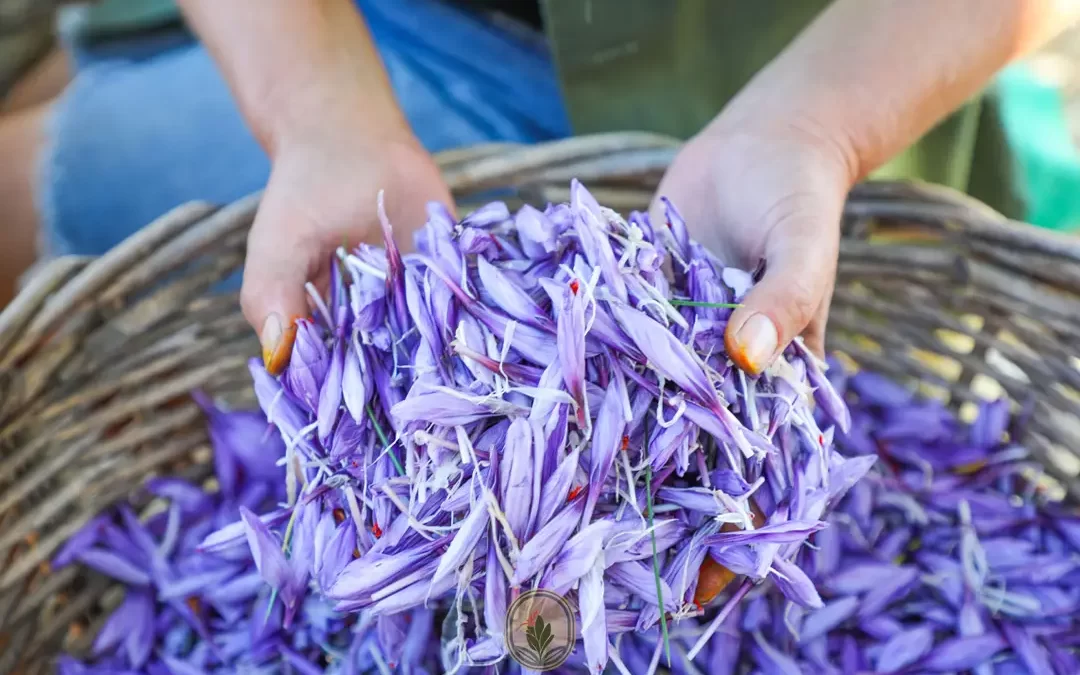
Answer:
[
  {"left": 243, "top": 117, "right": 453, "bottom": 375},
  {"left": 653, "top": 114, "right": 856, "bottom": 373}
]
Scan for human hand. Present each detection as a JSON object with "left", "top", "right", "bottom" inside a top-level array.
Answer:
[
  {"left": 243, "top": 122, "right": 453, "bottom": 375},
  {"left": 653, "top": 116, "right": 856, "bottom": 374}
]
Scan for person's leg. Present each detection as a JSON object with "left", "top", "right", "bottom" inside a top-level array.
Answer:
[
  {"left": 360, "top": 0, "right": 571, "bottom": 150},
  {"left": 0, "top": 48, "right": 71, "bottom": 114},
  {"left": 0, "top": 102, "right": 47, "bottom": 305}
]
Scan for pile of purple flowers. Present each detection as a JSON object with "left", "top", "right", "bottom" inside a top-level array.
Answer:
[
  {"left": 56, "top": 397, "right": 441, "bottom": 674},
  {"left": 612, "top": 371, "right": 1080, "bottom": 675},
  {"left": 794, "top": 369, "right": 1080, "bottom": 674},
  {"left": 205, "top": 181, "right": 862, "bottom": 673},
  {"left": 55, "top": 182, "right": 1080, "bottom": 674}
]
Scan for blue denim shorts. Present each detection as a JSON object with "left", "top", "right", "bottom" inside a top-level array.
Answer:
[{"left": 40, "top": 0, "right": 571, "bottom": 257}]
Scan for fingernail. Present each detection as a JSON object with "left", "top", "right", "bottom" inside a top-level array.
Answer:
[
  {"left": 727, "top": 313, "right": 778, "bottom": 375},
  {"left": 261, "top": 313, "right": 293, "bottom": 376}
]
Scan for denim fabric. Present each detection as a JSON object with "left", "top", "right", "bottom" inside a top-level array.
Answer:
[{"left": 40, "top": 0, "right": 571, "bottom": 257}]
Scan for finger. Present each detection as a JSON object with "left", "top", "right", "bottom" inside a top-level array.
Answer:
[
  {"left": 725, "top": 222, "right": 838, "bottom": 375},
  {"left": 241, "top": 211, "right": 321, "bottom": 376},
  {"left": 801, "top": 275, "right": 834, "bottom": 358}
]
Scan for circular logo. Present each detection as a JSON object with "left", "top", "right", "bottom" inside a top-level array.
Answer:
[{"left": 505, "top": 590, "right": 575, "bottom": 671}]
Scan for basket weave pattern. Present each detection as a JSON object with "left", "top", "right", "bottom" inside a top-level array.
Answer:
[{"left": 0, "top": 132, "right": 1077, "bottom": 673}]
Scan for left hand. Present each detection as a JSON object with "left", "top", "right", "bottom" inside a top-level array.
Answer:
[
  {"left": 652, "top": 115, "right": 856, "bottom": 373},
  {"left": 244, "top": 118, "right": 453, "bottom": 375}
]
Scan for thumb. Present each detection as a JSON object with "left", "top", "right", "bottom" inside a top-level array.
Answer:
[
  {"left": 724, "top": 221, "right": 838, "bottom": 375},
  {"left": 241, "top": 215, "right": 320, "bottom": 376}
]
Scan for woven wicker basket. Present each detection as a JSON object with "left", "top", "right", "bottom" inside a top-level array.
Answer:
[{"left": 1, "top": 131, "right": 1078, "bottom": 673}]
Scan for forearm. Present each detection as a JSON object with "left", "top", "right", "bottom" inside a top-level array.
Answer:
[
  {"left": 716, "top": 0, "right": 1080, "bottom": 182},
  {"left": 176, "top": 0, "right": 408, "bottom": 155}
]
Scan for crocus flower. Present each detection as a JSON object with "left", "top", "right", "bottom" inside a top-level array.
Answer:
[
  {"left": 500, "top": 418, "right": 534, "bottom": 542},
  {"left": 875, "top": 625, "right": 934, "bottom": 673},
  {"left": 583, "top": 382, "right": 627, "bottom": 525},
  {"left": 542, "top": 519, "right": 612, "bottom": 595},
  {"left": 284, "top": 319, "right": 329, "bottom": 411},
  {"left": 513, "top": 498, "right": 585, "bottom": 586},
  {"left": 580, "top": 557, "right": 609, "bottom": 673}
]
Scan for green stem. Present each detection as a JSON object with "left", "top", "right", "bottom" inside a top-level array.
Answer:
[
  {"left": 263, "top": 587, "right": 279, "bottom": 624},
  {"left": 367, "top": 404, "right": 405, "bottom": 476},
  {"left": 644, "top": 418, "right": 671, "bottom": 667},
  {"left": 668, "top": 299, "right": 743, "bottom": 309}
]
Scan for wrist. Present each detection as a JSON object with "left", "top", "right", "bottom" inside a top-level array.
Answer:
[
  {"left": 228, "top": 2, "right": 411, "bottom": 157},
  {"left": 251, "top": 69, "right": 413, "bottom": 159},
  {"left": 703, "top": 93, "right": 862, "bottom": 189}
]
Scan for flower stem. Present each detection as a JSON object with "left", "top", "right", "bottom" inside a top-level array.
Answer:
[
  {"left": 367, "top": 404, "right": 405, "bottom": 476},
  {"left": 644, "top": 415, "right": 671, "bottom": 667},
  {"left": 668, "top": 299, "right": 743, "bottom": 309}
]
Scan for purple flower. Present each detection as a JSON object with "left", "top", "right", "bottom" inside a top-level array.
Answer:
[
  {"left": 825, "top": 562, "right": 908, "bottom": 595},
  {"left": 556, "top": 278, "right": 589, "bottom": 426},
  {"left": 579, "top": 557, "right": 609, "bottom": 673},
  {"left": 610, "top": 303, "right": 720, "bottom": 414},
  {"left": 484, "top": 542, "right": 508, "bottom": 642},
  {"left": 536, "top": 441, "right": 581, "bottom": 527},
  {"left": 860, "top": 615, "right": 904, "bottom": 640},
  {"left": 792, "top": 340, "right": 851, "bottom": 434},
  {"left": 796, "top": 597, "right": 858, "bottom": 646},
  {"left": 248, "top": 359, "right": 314, "bottom": 455},
  {"left": 93, "top": 589, "right": 154, "bottom": 667},
  {"left": 501, "top": 418, "right": 535, "bottom": 542},
  {"left": 655, "top": 487, "right": 728, "bottom": 515},
  {"left": 328, "top": 538, "right": 445, "bottom": 601},
  {"left": 751, "top": 630, "right": 802, "bottom": 675},
  {"left": 607, "top": 561, "right": 677, "bottom": 611},
  {"left": 1002, "top": 621, "right": 1055, "bottom": 675},
  {"left": 848, "top": 371, "right": 913, "bottom": 407},
  {"left": 477, "top": 256, "right": 551, "bottom": 329},
  {"left": 283, "top": 319, "right": 329, "bottom": 411},
  {"left": 857, "top": 565, "right": 919, "bottom": 619},
  {"left": 876, "top": 625, "right": 934, "bottom": 673},
  {"left": 515, "top": 204, "right": 558, "bottom": 258},
  {"left": 605, "top": 517, "right": 688, "bottom": 565},
  {"left": 971, "top": 398, "right": 1009, "bottom": 448},
  {"left": 920, "top": 634, "right": 1006, "bottom": 671},
  {"left": 317, "top": 316, "right": 346, "bottom": 444},
  {"left": 583, "top": 382, "right": 628, "bottom": 525},
  {"left": 513, "top": 498, "right": 585, "bottom": 586},
  {"left": 542, "top": 519, "right": 612, "bottom": 595},
  {"left": 703, "top": 520, "right": 826, "bottom": 550},
  {"left": 76, "top": 548, "right": 151, "bottom": 586},
  {"left": 390, "top": 385, "right": 528, "bottom": 426},
  {"left": 430, "top": 495, "right": 489, "bottom": 590},
  {"left": 313, "top": 518, "right": 356, "bottom": 592},
  {"left": 770, "top": 555, "right": 823, "bottom": 609},
  {"left": 461, "top": 201, "right": 511, "bottom": 228},
  {"left": 239, "top": 506, "right": 306, "bottom": 626},
  {"left": 341, "top": 344, "right": 370, "bottom": 424},
  {"left": 571, "top": 180, "right": 626, "bottom": 303}
]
